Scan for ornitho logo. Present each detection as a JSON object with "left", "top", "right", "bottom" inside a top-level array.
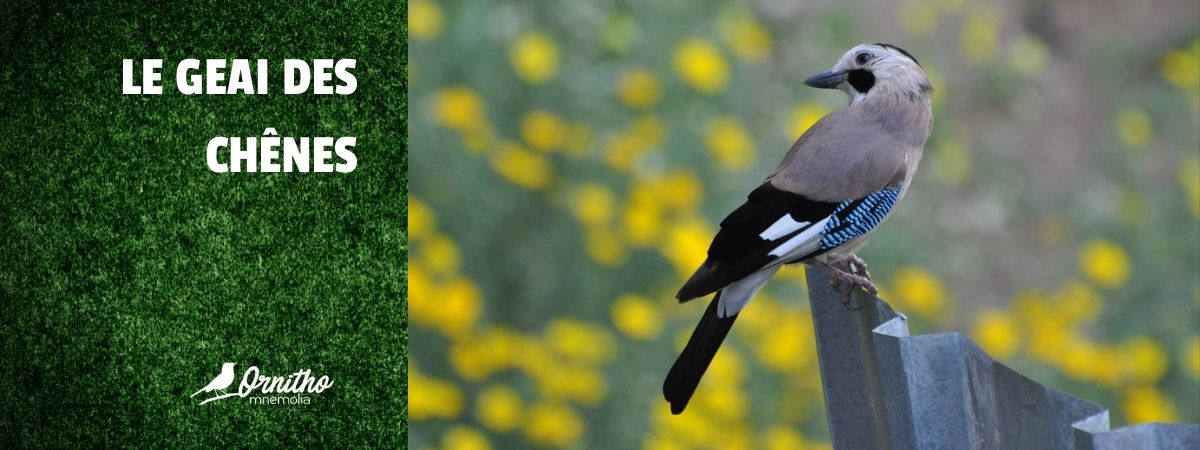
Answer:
[{"left": 190, "top": 362, "right": 333, "bottom": 406}]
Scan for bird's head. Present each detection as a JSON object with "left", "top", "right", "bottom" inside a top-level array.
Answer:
[
  {"left": 222, "top": 362, "right": 236, "bottom": 369},
  {"left": 804, "top": 43, "right": 932, "bottom": 105}
]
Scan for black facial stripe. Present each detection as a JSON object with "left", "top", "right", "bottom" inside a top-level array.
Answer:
[
  {"left": 871, "top": 42, "right": 921, "bottom": 67},
  {"left": 847, "top": 69, "right": 875, "bottom": 93}
]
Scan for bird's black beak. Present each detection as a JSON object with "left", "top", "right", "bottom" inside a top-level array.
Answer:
[{"left": 803, "top": 70, "right": 846, "bottom": 89}]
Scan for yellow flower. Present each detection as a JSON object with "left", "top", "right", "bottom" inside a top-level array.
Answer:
[
  {"left": 1177, "top": 153, "right": 1200, "bottom": 217},
  {"left": 621, "top": 209, "right": 661, "bottom": 246},
  {"left": 653, "top": 170, "right": 703, "bottom": 213},
  {"left": 441, "top": 426, "right": 492, "bottom": 450},
  {"left": 571, "top": 183, "right": 616, "bottom": 228},
  {"left": 603, "top": 115, "right": 664, "bottom": 172},
  {"left": 1122, "top": 386, "right": 1178, "bottom": 423},
  {"left": 515, "top": 338, "right": 554, "bottom": 377},
  {"left": 535, "top": 364, "right": 607, "bottom": 405},
  {"left": 959, "top": 8, "right": 1000, "bottom": 64},
  {"left": 971, "top": 309, "right": 1020, "bottom": 359},
  {"left": 787, "top": 103, "right": 829, "bottom": 139},
  {"left": 901, "top": 1, "right": 938, "bottom": 35},
  {"left": 1161, "top": 41, "right": 1200, "bottom": 92},
  {"left": 1027, "top": 319, "right": 1072, "bottom": 364},
  {"left": 477, "top": 385, "right": 524, "bottom": 432},
  {"left": 510, "top": 32, "right": 559, "bottom": 84},
  {"left": 408, "top": 368, "right": 464, "bottom": 420},
  {"left": 449, "top": 338, "right": 493, "bottom": 381},
  {"left": 1113, "top": 107, "right": 1153, "bottom": 150},
  {"left": 521, "top": 110, "right": 568, "bottom": 152},
  {"left": 1092, "top": 345, "right": 1128, "bottom": 387},
  {"left": 673, "top": 38, "right": 730, "bottom": 94},
  {"left": 1008, "top": 34, "right": 1049, "bottom": 75},
  {"left": 763, "top": 425, "right": 808, "bottom": 450},
  {"left": 720, "top": 15, "right": 772, "bottom": 63},
  {"left": 617, "top": 68, "right": 661, "bottom": 109},
  {"left": 1183, "top": 335, "right": 1200, "bottom": 380},
  {"left": 705, "top": 346, "right": 746, "bottom": 386},
  {"left": 1123, "top": 337, "right": 1168, "bottom": 383},
  {"left": 660, "top": 216, "right": 714, "bottom": 279},
  {"left": 611, "top": 293, "right": 662, "bottom": 340},
  {"left": 891, "top": 266, "right": 949, "bottom": 316},
  {"left": 604, "top": 133, "right": 644, "bottom": 173},
  {"left": 706, "top": 116, "right": 756, "bottom": 170},
  {"left": 408, "top": 264, "right": 436, "bottom": 327},
  {"left": 451, "top": 328, "right": 525, "bottom": 381},
  {"left": 479, "top": 327, "right": 523, "bottom": 365},
  {"left": 544, "top": 319, "right": 616, "bottom": 365},
  {"left": 434, "top": 86, "right": 486, "bottom": 131},
  {"left": 1059, "top": 340, "right": 1103, "bottom": 381},
  {"left": 643, "top": 432, "right": 687, "bottom": 450},
  {"left": 1078, "top": 239, "right": 1130, "bottom": 288},
  {"left": 422, "top": 233, "right": 460, "bottom": 275},
  {"left": 523, "top": 402, "right": 584, "bottom": 448},
  {"left": 695, "top": 384, "right": 748, "bottom": 422},
  {"left": 409, "top": 0, "right": 443, "bottom": 40},
  {"left": 659, "top": 407, "right": 724, "bottom": 447},
  {"left": 1014, "top": 290, "right": 1082, "bottom": 364},
  {"left": 600, "top": 116, "right": 667, "bottom": 172},
  {"left": 438, "top": 276, "right": 483, "bottom": 338},
  {"left": 621, "top": 186, "right": 664, "bottom": 246},
  {"left": 408, "top": 197, "right": 435, "bottom": 242},
  {"left": 491, "top": 142, "right": 554, "bottom": 190},
  {"left": 736, "top": 292, "right": 778, "bottom": 335},
  {"left": 584, "top": 227, "right": 626, "bottom": 266},
  {"left": 1054, "top": 279, "right": 1102, "bottom": 322},
  {"left": 754, "top": 311, "right": 816, "bottom": 372},
  {"left": 450, "top": 328, "right": 521, "bottom": 380}
]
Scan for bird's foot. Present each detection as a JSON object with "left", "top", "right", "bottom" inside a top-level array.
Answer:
[
  {"left": 845, "top": 254, "right": 872, "bottom": 280},
  {"left": 811, "top": 259, "right": 877, "bottom": 309}
]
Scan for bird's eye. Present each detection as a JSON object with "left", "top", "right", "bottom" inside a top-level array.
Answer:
[{"left": 855, "top": 53, "right": 873, "bottom": 65}]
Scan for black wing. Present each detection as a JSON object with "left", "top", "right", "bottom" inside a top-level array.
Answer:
[{"left": 675, "top": 183, "right": 839, "bottom": 301}]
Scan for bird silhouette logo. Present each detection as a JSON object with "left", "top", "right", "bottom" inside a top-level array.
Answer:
[{"left": 191, "top": 362, "right": 236, "bottom": 404}]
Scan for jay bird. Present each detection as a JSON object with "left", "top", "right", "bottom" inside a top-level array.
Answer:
[{"left": 664, "top": 43, "right": 934, "bottom": 414}]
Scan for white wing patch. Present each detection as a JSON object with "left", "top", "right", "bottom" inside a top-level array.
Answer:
[
  {"left": 768, "top": 216, "right": 830, "bottom": 257},
  {"left": 759, "top": 214, "right": 810, "bottom": 241}
]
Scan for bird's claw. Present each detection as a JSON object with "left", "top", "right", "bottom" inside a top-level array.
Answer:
[
  {"left": 829, "top": 271, "right": 877, "bottom": 309},
  {"left": 813, "top": 257, "right": 877, "bottom": 310},
  {"left": 845, "top": 254, "right": 872, "bottom": 280}
]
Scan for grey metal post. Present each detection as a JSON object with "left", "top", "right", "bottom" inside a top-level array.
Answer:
[{"left": 805, "top": 269, "right": 1200, "bottom": 450}]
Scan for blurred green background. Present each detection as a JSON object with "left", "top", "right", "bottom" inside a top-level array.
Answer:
[{"left": 408, "top": 0, "right": 1200, "bottom": 449}]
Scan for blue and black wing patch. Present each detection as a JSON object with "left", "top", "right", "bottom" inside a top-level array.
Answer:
[
  {"left": 676, "top": 183, "right": 903, "bottom": 302},
  {"left": 819, "top": 184, "right": 902, "bottom": 250}
]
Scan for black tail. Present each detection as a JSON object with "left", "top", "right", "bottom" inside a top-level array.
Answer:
[{"left": 663, "top": 292, "right": 737, "bottom": 414}]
